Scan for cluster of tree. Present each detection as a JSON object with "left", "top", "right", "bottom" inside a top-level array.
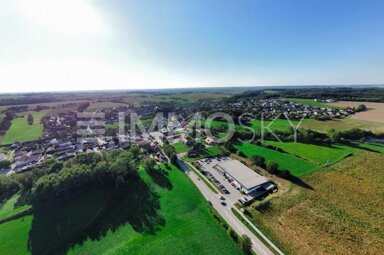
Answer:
[
  {"left": 276, "top": 87, "right": 384, "bottom": 103},
  {"left": 251, "top": 155, "right": 266, "bottom": 168},
  {"left": 0, "top": 159, "right": 11, "bottom": 170},
  {"left": 0, "top": 147, "right": 141, "bottom": 205},
  {"left": 162, "top": 142, "right": 178, "bottom": 164},
  {"left": 77, "top": 102, "right": 91, "bottom": 112},
  {"left": 0, "top": 175, "right": 20, "bottom": 201},
  {"left": 355, "top": 104, "right": 367, "bottom": 112},
  {"left": 31, "top": 149, "right": 140, "bottom": 204},
  {"left": 0, "top": 95, "right": 63, "bottom": 106},
  {"left": 3, "top": 105, "right": 29, "bottom": 113},
  {"left": 328, "top": 128, "right": 382, "bottom": 142},
  {"left": 0, "top": 111, "right": 15, "bottom": 135},
  {"left": 27, "top": 113, "right": 34, "bottom": 125}
]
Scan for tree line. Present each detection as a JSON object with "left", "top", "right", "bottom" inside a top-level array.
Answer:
[{"left": 0, "top": 146, "right": 141, "bottom": 204}]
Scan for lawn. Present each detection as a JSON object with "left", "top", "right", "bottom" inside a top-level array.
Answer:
[
  {"left": 264, "top": 141, "right": 354, "bottom": 165},
  {"left": 0, "top": 164, "right": 242, "bottom": 255},
  {"left": 172, "top": 142, "right": 189, "bottom": 153},
  {"left": 234, "top": 143, "right": 318, "bottom": 176},
  {"left": 1, "top": 111, "right": 49, "bottom": 145},
  {"left": 0, "top": 193, "right": 31, "bottom": 221},
  {"left": 246, "top": 151, "right": 384, "bottom": 255},
  {"left": 183, "top": 146, "right": 225, "bottom": 161}
]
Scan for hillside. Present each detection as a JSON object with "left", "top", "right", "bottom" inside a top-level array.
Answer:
[{"left": 0, "top": 163, "right": 243, "bottom": 255}]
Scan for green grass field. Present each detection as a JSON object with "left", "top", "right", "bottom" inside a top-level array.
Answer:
[
  {"left": 0, "top": 164, "right": 242, "bottom": 255},
  {"left": 1, "top": 111, "right": 48, "bottom": 145},
  {"left": 355, "top": 142, "right": 384, "bottom": 153},
  {"left": 264, "top": 141, "right": 354, "bottom": 165},
  {"left": 234, "top": 143, "right": 318, "bottom": 176},
  {"left": 172, "top": 142, "right": 189, "bottom": 153},
  {"left": 250, "top": 119, "right": 314, "bottom": 132},
  {"left": 283, "top": 98, "right": 334, "bottom": 108},
  {"left": 183, "top": 146, "right": 224, "bottom": 161},
  {"left": 0, "top": 194, "right": 31, "bottom": 221}
]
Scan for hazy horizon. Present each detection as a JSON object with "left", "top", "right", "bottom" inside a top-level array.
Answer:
[{"left": 1, "top": 0, "right": 384, "bottom": 93}]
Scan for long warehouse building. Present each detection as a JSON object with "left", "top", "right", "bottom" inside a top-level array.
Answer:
[{"left": 214, "top": 159, "right": 273, "bottom": 194}]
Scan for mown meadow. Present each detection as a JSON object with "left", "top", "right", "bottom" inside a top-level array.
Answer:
[{"left": 1, "top": 111, "right": 49, "bottom": 145}]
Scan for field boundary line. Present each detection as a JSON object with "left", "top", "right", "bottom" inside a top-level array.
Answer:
[{"left": 232, "top": 207, "right": 285, "bottom": 255}]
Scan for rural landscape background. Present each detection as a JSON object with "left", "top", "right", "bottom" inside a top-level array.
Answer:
[
  {"left": 0, "top": 86, "right": 383, "bottom": 255},
  {"left": 1, "top": 0, "right": 384, "bottom": 254}
]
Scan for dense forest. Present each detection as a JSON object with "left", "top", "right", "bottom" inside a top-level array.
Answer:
[
  {"left": 235, "top": 87, "right": 384, "bottom": 102},
  {"left": 0, "top": 146, "right": 141, "bottom": 205}
]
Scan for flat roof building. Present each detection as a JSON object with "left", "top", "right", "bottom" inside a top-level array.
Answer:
[{"left": 214, "top": 159, "right": 271, "bottom": 194}]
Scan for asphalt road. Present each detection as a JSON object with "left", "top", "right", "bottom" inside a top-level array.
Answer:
[{"left": 186, "top": 167, "right": 275, "bottom": 255}]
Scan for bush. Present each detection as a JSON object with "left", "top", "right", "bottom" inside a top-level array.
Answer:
[
  {"left": 266, "top": 161, "right": 279, "bottom": 173},
  {"left": 251, "top": 155, "right": 265, "bottom": 168},
  {"left": 240, "top": 235, "right": 252, "bottom": 255},
  {"left": 227, "top": 228, "right": 238, "bottom": 242},
  {"left": 0, "top": 160, "right": 11, "bottom": 170}
]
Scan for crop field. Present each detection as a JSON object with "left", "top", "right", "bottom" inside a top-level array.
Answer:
[
  {"left": 120, "top": 92, "right": 233, "bottom": 105},
  {"left": 172, "top": 142, "right": 189, "bottom": 153},
  {"left": 209, "top": 117, "right": 384, "bottom": 134},
  {"left": 0, "top": 164, "right": 242, "bottom": 255},
  {"left": 234, "top": 143, "right": 318, "bottom": 176},
  {"left": 246, "top": 151, "right": 384, "bottom": 255},
  {"left": 264, "top": 141, "right": 354, "bottom": 165},
  {"left": 1, "top": 111, "right": 49, "bottom": 145},
  {"left": 330, "top": 101, "right": 384, "bottom": 123},
  {"left": 86, "top": 102, "right": 129, "bottom": 112},
  {"left": 300, "top": 117, "right": 384, "bottom": 132}
]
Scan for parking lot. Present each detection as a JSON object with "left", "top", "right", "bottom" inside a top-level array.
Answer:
[{"left": 195, "top": 157, "right": 252, "bottom": 205}]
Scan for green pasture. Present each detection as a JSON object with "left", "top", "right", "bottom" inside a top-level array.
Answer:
[
  {"left": 264, "top": 141, "right": 354, "bottom": 165},
  {"left": 234, "top": 143, "right": 318, "bottom": 176},
  {"left": 0, "top": 164, "right": 242, "bottom": 255},
  {"left": 1, "top": 111, "right": 49, "bottom": 145}
]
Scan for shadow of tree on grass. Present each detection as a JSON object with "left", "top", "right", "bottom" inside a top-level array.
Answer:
[
  {"left": 28, "top": 176, "right": 164, "bottom": 255},
  {"left": 146, "top": 167, "right": 173, "bottom": 190}
]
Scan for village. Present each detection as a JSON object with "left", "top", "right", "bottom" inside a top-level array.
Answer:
[{"left": 0, "top": 97, "right": 364, "bottom": 177}]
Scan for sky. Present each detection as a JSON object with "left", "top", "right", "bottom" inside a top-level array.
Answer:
[{"left": 0, "top": 0, "right": 384, "bottom": 93}]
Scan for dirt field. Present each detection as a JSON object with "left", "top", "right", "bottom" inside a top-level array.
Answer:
[
  {"left": 247, "top": 151, "right": 384, "bottom": 255},
  {"left": 330, "top": 101, "right": 384, "bottom": 123}
]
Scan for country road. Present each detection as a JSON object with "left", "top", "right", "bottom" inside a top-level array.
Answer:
[{"left": 185, "top": 164, "right": 276, "bottom": 255}]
